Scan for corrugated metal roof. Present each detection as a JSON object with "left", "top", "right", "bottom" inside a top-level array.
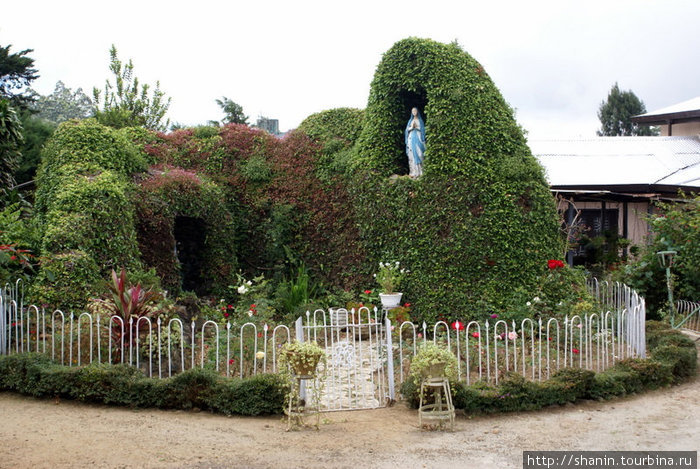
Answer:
[
  {"left": 635, "top": 96, "right": 700, "bottom": 118},
  {"left": 529, "top": 136, "right": 700, "bottom": 189}
]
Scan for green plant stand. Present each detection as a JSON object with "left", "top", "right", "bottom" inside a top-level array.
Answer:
[{"left": 418, "top": 376, "right": 455, "bottom": 431}]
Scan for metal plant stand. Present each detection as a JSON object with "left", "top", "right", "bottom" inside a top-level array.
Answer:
[
  {"left": 286, "top": 373, "right": 321, "bottom": 431},
  {"left": 418, "top": 376, "right": 455, "bottom": 431}
]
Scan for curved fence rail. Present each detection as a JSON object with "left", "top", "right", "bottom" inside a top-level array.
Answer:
[{"left": 676, "top": 300, "right": 700, "bottom": 332}]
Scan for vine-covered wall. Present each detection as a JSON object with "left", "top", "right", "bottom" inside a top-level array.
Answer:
[
  {"left": 32, "top": 119, "right": 146, "bottom": 309},
  {"left": 352, "top": 38, "right": 563, "bottom": 320}
]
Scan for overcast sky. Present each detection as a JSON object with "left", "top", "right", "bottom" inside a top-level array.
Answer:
[{"left": 2, "top": 0, "right": 698, "bottom": 138}]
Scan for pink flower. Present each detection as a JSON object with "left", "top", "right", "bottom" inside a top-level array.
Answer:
[
  {"left": 572, "top": 348, "right": 580, "bottom": 354},
  {"left": 490, "top": 314, "right": 498, "bottom": 319},
  {"left": 508, "top": 331, "right": 518, "bottom": 340},
  {"left": 417, "top": 333, "right": 423, "bottom": 338}
]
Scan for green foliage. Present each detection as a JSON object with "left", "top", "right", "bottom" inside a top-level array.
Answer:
[
  {"left": 408, "top": 342, "right": 459, "bottom": 383},
  {"left": 0, "top": 354, "right": 288, "bottom": 415},
  {"left": 16, "top": 110, "right": 56, "bottom": 185},
  {"left": 35, "top": 119, "right": 146, "bottom": 214},
  {"left": 618, "top": 195, "right": 700, "bottom": 317},
  {"left": 30, "top": 250, "right": 100, "bottom": 310},
  {"left": 31, "top": 81, "right": 93, "bottom": 123},
  {"left": 597, "top": 83, "right": 658, "bottom": 136},
  {"left": 134, "top": 168, "right": 238, "bottom": 295},
  {"left": 32, "top": 119, "right": 146, "bottom": 309},
  {"left": 351, "top": 38, "right": 563, "bottom": 322},
  {"left": 297, "top": 107, "right": 364, "bottom": 150},
  {"left": 0, "top": 44, "right": 38, "bottom": 108},
  {"left": 279, "top": 340, "right": 326, "bottom": 376},
  {"left": 239, "top": 154, "right": 272, "bottom": 183},
  {"left": 0, "top": 203, "right": 39, "bottom": 283},
  {"left": 401, "top": 321, "right": 696, "bottom": 413},
  {"left": 215, "top": 97, "right": 248, "bottom": 125},
  {"left": 92, "top": 45, "right": 171, "bottom": 131},
  {"left": 0, "top": 98, "right": 23, "bottom": 203}
]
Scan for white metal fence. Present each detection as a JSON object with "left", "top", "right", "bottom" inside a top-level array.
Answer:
[
  {"left": 676, "top": 300, "right": 700, "bottom": 332},
  {"left": 1, "top": 277, "right": 646, "bottom": 408}
]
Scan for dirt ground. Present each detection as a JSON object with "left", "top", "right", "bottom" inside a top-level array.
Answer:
[{"left": 1, "top": 342, "right": 699, "bottom": 469}]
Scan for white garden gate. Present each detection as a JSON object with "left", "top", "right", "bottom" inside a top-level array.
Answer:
[{"left": 295, "top": 308, "right": 395, "bottom": 411}]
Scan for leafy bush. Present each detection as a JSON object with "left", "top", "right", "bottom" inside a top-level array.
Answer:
[
  {"left": 651, "top": 345, "right": 697, "bottom": 382},
  {"left": 400, "top": 320, "right": 696, "bottom": 413},
  {"left": 0, "top": 353, "right": 288, "bottom": 416},
  {"left": 619, "top": 194, "right": 700, "bottom": 317}
]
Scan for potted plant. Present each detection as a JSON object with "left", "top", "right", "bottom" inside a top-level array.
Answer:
[
  {"left": 280, "top": 340, "right": 326, "bottom": 377},
  {"left": 409, "top": 342, "right": 459, "bottom": 383},
  {"left": 375, "top": 261, "right": 408, "bottom": 309}
]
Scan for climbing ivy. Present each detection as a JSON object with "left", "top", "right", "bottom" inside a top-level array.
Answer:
[
  {"left": 352, "top": 38, "right": 563, "bottom": 321},
  {"left": 134, "top": 168, "right": 238, "bottom": 296}
]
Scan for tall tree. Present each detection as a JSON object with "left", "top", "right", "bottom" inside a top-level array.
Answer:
[
  {"left": 92, "top": 45, "right": 171, "bottom": 131},
  {"left": 0, "top": 98, "right": 24, "bottom": 204},
  {"left": 32, "top": 81, "right": 92, "bottom": 123},
  {"left": 0, "top": 44, "right": 39, "bottom": 109},
  {"left": 215, "top": 96, "right": 248, "bottom": 125},
  {"left": 597, "top": 83, "right": 659, "bottom": 136}
]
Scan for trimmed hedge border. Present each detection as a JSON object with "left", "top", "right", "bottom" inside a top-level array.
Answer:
[
  {"left": 2, "top": 322, "right": 695, "bottom": 417},
  {"left": 0, "top": 354, "right": 288, "bottom": 416},
  {"left": 401, "top": 321, "right": 697, "bottom": 413}
]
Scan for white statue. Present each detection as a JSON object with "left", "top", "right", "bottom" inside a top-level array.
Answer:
[{"left": 405, "top": 107, "right": 425, "bottom": 178}]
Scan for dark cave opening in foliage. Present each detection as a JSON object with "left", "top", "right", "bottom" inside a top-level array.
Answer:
[
  {"left": 397, "top": 89, "right": 428, "bottom": 175},
  {"left": 174, "top": 216, "right": 207, "bottom": 295}
]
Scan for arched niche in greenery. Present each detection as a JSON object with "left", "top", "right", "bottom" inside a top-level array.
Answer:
[
  {"left": 352, "top": 38, "right": 563, "bottom": 321},
  {"left": 358, "top": 37, "right": 531, "bottom": 179},
  {"left": 134, "top": 169, "right": 237, "bottom": 296}
]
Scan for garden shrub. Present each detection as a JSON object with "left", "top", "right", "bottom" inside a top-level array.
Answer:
[
  {"left": 618, "top": 194, "right": 700, "bottom": 317},
  {"left": 401, "top": 321, "right": 696, "bottom": 413},
  {"left": 651, "top": 345, "right": 697, "bottom": 382},
  {"left": 0, "top": 353, "right": 288, "bottom": 416},
  {"left": 613, "top": 358, "right": 673, "bottom": 389},
  {"left": 206, "top": 373, "right": 288, "bottom": 415},
  {"left": 30, "top": 250, "right": 100, "bottom": 311},
  {"left": 31, "top": 119, "right": 146, "bottom": 308},
  {"left": 352, "top": 38, "right": 563, "bottom": 322}
]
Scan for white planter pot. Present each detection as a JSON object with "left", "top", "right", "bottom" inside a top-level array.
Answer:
[{"left": 379, "top": 292, "right": 403, "bottom": 309}]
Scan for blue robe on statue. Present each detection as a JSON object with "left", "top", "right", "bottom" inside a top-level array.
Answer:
[{"left": 405, "top": 110, "right": 426, "bottom": 177}]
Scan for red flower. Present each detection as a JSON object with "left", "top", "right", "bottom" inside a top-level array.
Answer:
[
  {"left": 404, "top": 303, "right": 411, "bottom": 307},
  {"left": 451, "top": 320, "right": 464, "bottom": 330},
  {"left": 223, "top": 312, "right": 229, "bottom": 318},
  {"left": 250, "top": 304, "right": 256, "bottom": 309},
  {"left": 548, "top": 259, "right": 565, "bottom": 269},
  {"left": 364, "top": 290, "right": 372, "bottom": 294},
  {"left": 257, "top": 332, "right": 263, "bottom": 338},
  {"left": 227, "top": 304, "right": 233, "bottom": 309},
  {"left": 10, "top": 255, "right": 16, "bottom": 261},
  {"left": 471, "top": 332, "right": 479, "bottom": 338},
  {"left": 572, "top": 348, "right": 580, "bottom": 354},
  {"left": 228, "top": 359, "right": 235, "bottom": 365}
]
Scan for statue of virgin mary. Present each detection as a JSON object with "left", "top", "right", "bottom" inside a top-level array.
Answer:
[{"left": 405, "top": 107, "right": 425, "bottom": 177}]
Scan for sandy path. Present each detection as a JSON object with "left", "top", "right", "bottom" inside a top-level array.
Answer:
[{"left": 1, "top": 343, "right": 698, "bottom": 469}]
